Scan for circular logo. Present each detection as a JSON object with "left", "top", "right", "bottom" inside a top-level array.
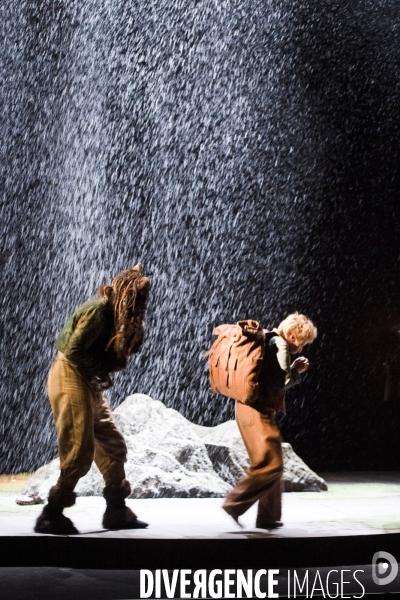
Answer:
[{"left": 372, "top": 551, "right": 398, "bottom": 586}]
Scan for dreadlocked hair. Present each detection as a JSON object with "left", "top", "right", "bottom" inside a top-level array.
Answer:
[{"left": 97, "top": 264, "right": 150, "bottom": 358}]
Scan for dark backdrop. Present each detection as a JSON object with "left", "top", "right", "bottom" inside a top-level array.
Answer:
[{"left": 1, "top": 0, "right": 400, "bottom": 473}]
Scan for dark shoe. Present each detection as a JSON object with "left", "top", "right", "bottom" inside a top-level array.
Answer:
[
  {"left": 34, "top": 507, "right": 79, "bottom": 535},
  {"left": 102, "top": 506, "right": 148, "bottom": 530},
  {"left": 256, "top": 517, "right": 283, "bottom": 529},
  {"left": 222, "top": 505, "right": 242, "bottom": 527}
]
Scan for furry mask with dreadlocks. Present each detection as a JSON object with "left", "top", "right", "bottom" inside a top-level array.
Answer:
[{"left": 98, "top": 264, "right": 150, "bottom": 358}]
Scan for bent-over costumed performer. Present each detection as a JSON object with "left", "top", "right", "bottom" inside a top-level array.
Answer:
[
  {"left": 35, "top": 264, "right": 150, "bottom": 535},
  {"left": 223, "top": 312, "right": 317, "bottom": 529}
]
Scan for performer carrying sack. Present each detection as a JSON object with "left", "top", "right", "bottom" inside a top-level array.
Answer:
[{"left": 208, "top": 313, "right": 317, "bottom": 530}]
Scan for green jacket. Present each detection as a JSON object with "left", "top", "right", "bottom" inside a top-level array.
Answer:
[{"left": 55, "top": 297, "right": 127, "bottom": 379}]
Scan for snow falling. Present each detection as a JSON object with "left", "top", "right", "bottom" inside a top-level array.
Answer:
[{"left": 1, "top": 0, "right": 400, "bottom": 473}]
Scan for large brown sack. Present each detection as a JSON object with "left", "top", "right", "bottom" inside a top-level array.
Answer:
[{"left": 207, "top": 320, "right": 266, "bottom": 404}]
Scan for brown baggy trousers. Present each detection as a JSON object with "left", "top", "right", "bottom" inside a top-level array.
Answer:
[
  {"left": 223, "top": 401, "right": 283, "bottom": 521},
  {"left": 47, "top": 352, "right": 128, "bottom": 493}
]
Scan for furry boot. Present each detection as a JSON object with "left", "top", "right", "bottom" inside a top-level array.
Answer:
[
  {"left": 34, "top": 486, "right": 78, "bottom": 535},
  {"left": 102, "top": 479, "right": 148, "bottom": 530}
]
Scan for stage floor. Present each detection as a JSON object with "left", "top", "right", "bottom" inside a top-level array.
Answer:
[
  {"left": 1, "top": 472, "right": 399, "bottom": 541},
  {"left": 1, "top": 472, "right": 400, "bottom": 571}
]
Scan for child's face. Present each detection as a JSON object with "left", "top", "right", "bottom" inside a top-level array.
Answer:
[{"left": 286, "top": 330, "right": 308, "bottom": 354}]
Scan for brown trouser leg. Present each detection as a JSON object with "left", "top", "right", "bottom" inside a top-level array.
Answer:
[
  {"left": 223, "top": 401, "right": 283, "bottom": 521},
  {"left": 47, "top": 352, "right": 128, "bottom": 498},
  {"left": 92, "top": 394, "right": 127, "bottom": 488}
]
